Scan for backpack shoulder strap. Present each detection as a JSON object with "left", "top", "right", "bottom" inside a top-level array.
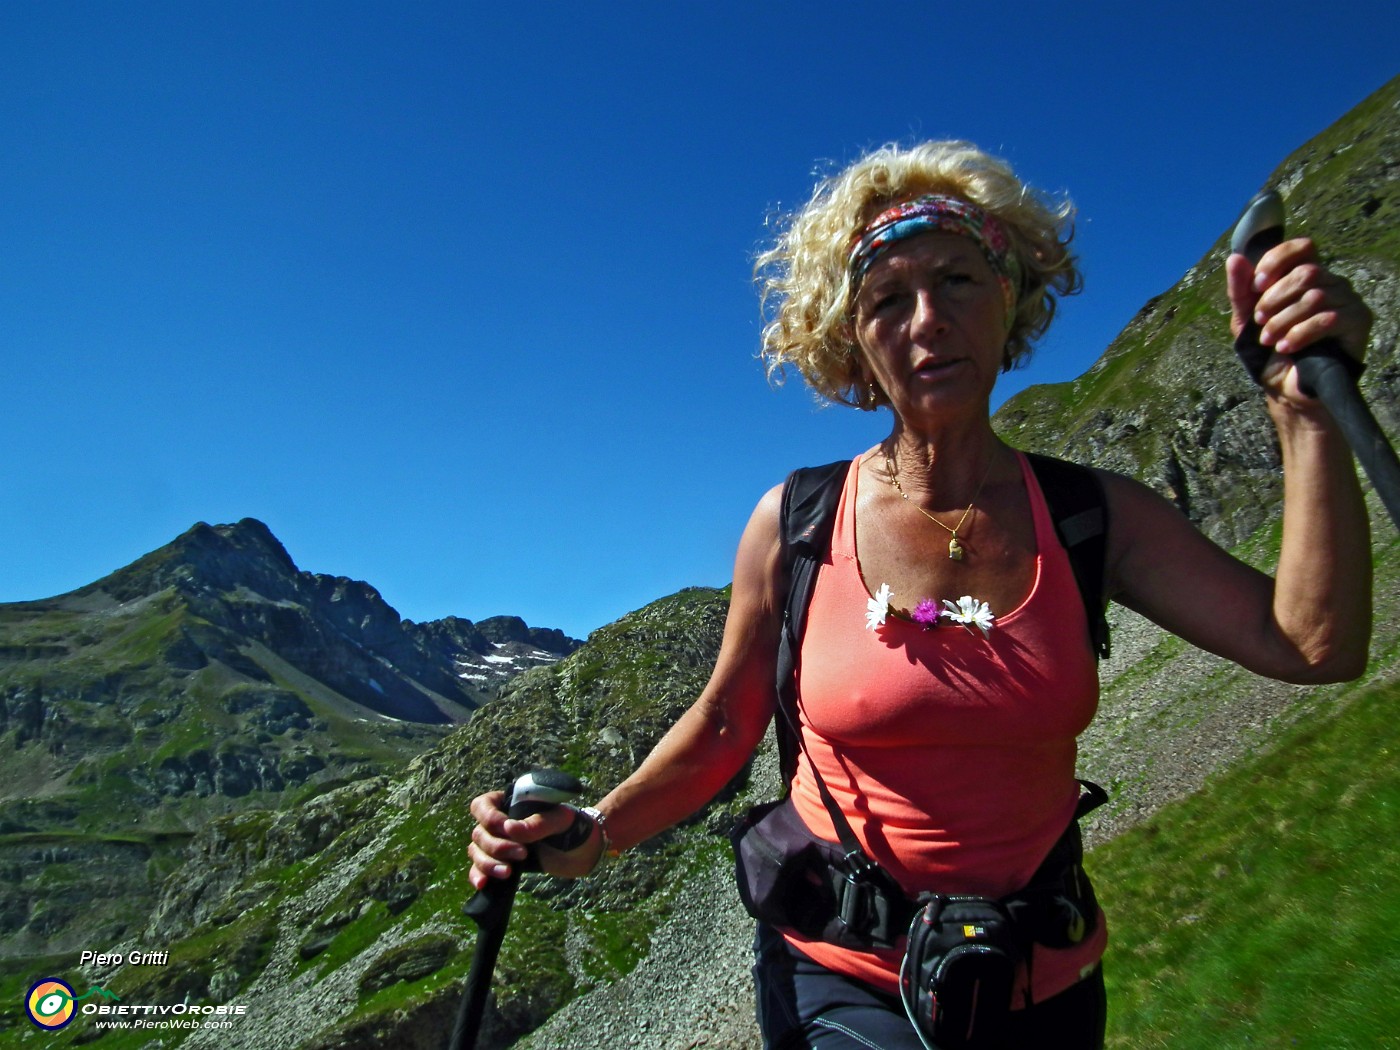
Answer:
[
  {"left": 774, "top": 460, "right": 850, "bottom": 785},
  {"left": 781, "top": 460, "right": 852, "bottom": 558},
  {"left": 773, "top": 460, "right": 899, "bottom": 889},
  {"left": 1024, "top": 453, "right": 1111, "bottom": 659}
]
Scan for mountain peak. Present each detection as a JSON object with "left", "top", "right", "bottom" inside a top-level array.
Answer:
[
  {"left": 85, "top": 517, "right": 300, "bottom": 605},
  {"left": 191, "top": 517, "right": 298, "bottom": 573},
  {"left": 213, "top": 516, "right": 290, "bottom": 551}
]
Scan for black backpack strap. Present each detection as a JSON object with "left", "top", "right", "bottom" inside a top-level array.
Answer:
[
  {"left": 1025, "top": 453, "right": 1111, "bottom": 660},
  {"left": 775, "top": 460, "right": 850, "bottom": 785},
  {"left": 772, "top": 460, "right": 913, "bottom": 941},
  {"left": 1074, "top": 778, "right": 1109, "bottom": 820}
]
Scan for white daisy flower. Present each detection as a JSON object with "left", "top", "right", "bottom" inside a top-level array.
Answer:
[
  {"left": 865, "top": 582, "right": 894, "bottom": 631},
  {"left": 941, "top": 595, "right": 995, "bottom": 637}
]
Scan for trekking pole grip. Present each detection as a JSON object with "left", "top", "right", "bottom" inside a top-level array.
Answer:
[{"left": 1231, "top": 190, "right": 1400, "bottom": 532}]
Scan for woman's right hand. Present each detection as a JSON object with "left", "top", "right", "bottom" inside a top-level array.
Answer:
[{"left": 467, "top": 790, "right": 604, "bottom": 890}]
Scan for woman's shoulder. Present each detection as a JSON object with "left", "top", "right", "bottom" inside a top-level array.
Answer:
[{"left": 1088, "top": 464, "right": 1185, "bottom": 521}]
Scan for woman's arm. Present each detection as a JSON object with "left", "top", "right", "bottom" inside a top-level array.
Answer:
[
  {"left": 1103, "top": 442, "right": 1368, "bottom": 683},
  {"left": 469, "top": 483, "right": 787, "bottom": 887},
  {"left": 1104, "top": 237, "right": 1373, "bottom": 683}
]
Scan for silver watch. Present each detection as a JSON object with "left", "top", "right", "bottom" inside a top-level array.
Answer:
[{"left": 579, "top": 806, "right": 617, "bottom": 859}]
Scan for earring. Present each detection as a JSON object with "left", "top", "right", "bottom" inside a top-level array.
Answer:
[{"left": 866, "top": 384, "right": 879, "bottom": 409}]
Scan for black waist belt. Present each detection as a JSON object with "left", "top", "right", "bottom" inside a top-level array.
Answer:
[
  {"left": 828, "top": 780, "right": 1106, "bottom": 948},
  {"left": 732, "top": 779, "right": 1108, "bottom": 951}
]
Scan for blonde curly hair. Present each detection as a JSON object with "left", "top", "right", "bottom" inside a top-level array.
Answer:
[{"left": 756, "top": 141, "right": 1082, "bottom": 408}]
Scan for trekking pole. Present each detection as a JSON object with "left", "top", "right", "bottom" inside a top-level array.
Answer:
[
  {"left": 449, "top": 769, "right": 582, "bottom": 1050},
  {"left": 1231, "top": 190, "right": 1400, "bottom": 532}
]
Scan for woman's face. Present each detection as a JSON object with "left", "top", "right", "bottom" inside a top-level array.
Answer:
[{"left": 851, "top": 230, "right": 1009, "bottom": 426}]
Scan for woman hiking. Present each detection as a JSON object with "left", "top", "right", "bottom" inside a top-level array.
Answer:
[{"left": 468, "top": 140, "right": 1373, "bottom": 1048}]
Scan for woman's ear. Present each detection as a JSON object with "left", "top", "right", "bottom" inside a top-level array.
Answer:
[
  {"left": 854, "top": 358, "right": 871, "bottom": 387},
  {"left": 857, "top": 362, "right": 882, "bottom": 410},
  {"left": 849, "top": 350, "right": 878, "bottom": 409}
]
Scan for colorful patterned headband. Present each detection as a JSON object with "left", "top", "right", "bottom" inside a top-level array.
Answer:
[{"left": 848, "top": 195, "right": 1020, "bottom": 323}]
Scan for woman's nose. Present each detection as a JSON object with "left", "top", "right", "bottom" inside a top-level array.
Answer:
[{"left": 909, "top": 288, "right": 946, "bottom": 339}]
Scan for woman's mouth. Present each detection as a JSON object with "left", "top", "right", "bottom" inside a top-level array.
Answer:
[{"left": 912, "top": 357, "right": 961, "bottom": 378}]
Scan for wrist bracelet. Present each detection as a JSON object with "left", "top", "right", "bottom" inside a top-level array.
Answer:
[{"left": 580, "top": 806, "right": 620, "bottom": 859}]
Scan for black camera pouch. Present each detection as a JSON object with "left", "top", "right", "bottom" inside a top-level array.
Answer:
[{"left": 900, "top": 895, "right": 1021, "bottom": 1050}]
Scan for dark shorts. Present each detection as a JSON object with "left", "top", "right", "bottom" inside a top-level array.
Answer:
[{"left": 752, "top": 925, "right": 1106, "bottom": 1049}]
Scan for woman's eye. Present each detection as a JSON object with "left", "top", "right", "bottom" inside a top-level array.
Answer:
[{"left": 858, "top": 290, "right": 899, "bottom": 316}]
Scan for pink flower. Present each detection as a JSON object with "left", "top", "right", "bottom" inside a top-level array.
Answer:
[{"left": 912, "top": 598, "right": 941, "bottom": 627}]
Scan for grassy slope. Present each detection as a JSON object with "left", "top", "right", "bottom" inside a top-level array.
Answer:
[{"left": 1097, "top": 677, "right": 1400, "bottom": 1049}]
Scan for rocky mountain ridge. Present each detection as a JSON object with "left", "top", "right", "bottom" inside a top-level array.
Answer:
[
  {"left": 15, "top": 585, "right": 736, "bottom": 1050},
  {"left": 0, "top": 517, "right": 578, "bottom": 975}
]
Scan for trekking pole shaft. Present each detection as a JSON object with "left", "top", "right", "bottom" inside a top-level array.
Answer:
[
  {"left": 1295, "top": 352, "right": 1400, "bottom": 531},
  {"left": 449, "top": 873, "right": 519, "bottom": 1050}
]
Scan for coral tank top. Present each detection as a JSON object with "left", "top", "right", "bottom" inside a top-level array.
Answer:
[{"left": 785, "top": 452, "right": 1108, "bottom": 1003}]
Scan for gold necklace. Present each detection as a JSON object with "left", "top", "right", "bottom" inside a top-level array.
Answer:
[{"left": 884, "top": 452, "right": 996, "bottom": 561}]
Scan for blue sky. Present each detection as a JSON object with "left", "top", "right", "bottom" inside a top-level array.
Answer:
[{"left": 3, "top": 3, "right": 1397, "bottom": 641}]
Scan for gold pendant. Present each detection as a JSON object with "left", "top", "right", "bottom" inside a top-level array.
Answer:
[{"left": 948, "top": 536, "right": 964, "bottom": 561}]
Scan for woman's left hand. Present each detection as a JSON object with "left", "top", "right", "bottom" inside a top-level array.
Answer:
[{"left": 1226, "top": 237, "right": 1373, "bottom": 411}]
